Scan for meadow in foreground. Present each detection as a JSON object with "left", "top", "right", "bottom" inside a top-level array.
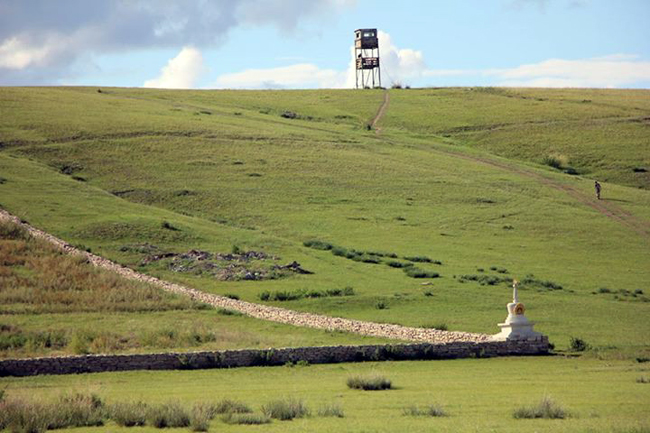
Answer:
[{"left": 1, "top": 357, "right": 649, "bottom": 432}]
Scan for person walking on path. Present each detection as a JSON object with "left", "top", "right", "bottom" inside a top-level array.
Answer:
[{"left": 595, "top": 180, "right": 602, "bottom": 200}]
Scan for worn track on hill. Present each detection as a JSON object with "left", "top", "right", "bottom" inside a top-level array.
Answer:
[
  {"left": 372, "top": 91, "right": 650, "bottom": 239},
  {"left": 0, "top": 209, "right": 491, "bottom": 344},
  {"left": 370, "top": 89, "right": 390, "bottom": 132},
  {"left": 443, "top": 151, "right": 650, "bottom": 238}
]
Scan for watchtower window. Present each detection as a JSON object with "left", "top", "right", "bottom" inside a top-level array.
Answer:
[{"left": 363, "top": 32, "right": 375, "bottom": 38}]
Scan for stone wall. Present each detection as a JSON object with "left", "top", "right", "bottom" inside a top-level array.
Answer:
[
  {"left": 0, "top": 209, "right": 491, "bottom": 345},
  {"left": 0, "top": 337, "right": 549, "bottom": 377}
]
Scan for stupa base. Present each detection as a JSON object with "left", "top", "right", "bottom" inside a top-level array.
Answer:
[{"left": 492, "top": 321, "right": 543, "bottom": 341}]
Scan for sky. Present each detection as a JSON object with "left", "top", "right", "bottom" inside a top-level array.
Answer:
[{"left": 1, "top": 0, "right": 649, "bottom": 89}]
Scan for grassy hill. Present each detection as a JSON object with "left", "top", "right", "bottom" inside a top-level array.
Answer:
[
  {"left": 385, "top": 87, "right": 650, "bottom": 189},
  {"left": 1, "top": 86, "right": 648, "bottom": 351},
  {"left": 0, "top": 86, "right": 649, "bottom": 432},
  {"left": 0, "top": 219, "right": 387, "bottom": 359}
]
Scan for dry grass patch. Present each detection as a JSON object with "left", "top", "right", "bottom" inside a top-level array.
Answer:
[{"left": 0, "top": 220, "right": 206, "bottom": 314}]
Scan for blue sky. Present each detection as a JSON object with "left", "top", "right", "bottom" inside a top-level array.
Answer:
[{"left": 1, "top": 0, "right": 649, "bottom": 88}]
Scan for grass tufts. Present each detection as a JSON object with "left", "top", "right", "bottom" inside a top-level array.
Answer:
[
  {"left": 404, "top": 268, "right": 440, "bottom": 279},
  {"left": 216, "top": 308, "right": 243, "bottom": 316},
  {"left": 0, "top": 393, "right": 105, "bottom": 432},
  {"left": 404, "top": 255, "right": 433, "bottom": 263},
  {"left": 213, "top": 399, "right": 252, "bottom": 414},
  {"left": 420, "top": 323, "right": 448, "bottom": 331},
  {"left": 375, "top": 300, "right": 389, "bottom": 310},
  {"left": 458, "top": 274, "right": 509, "bottom": 286},
  {"left": 261, "top": 397, "right": 310, "bottom": 420},
  {"left": 317, "top": 403, "right": 345, "bottom": 418},
  {"left": 402, "top": 404, "right": 447, "bottom": 417},
  {"left": 50, "top": 392, "right": 105, "bottom": 428},
  {"left": 189, "top": 403, "right": 214, "bottom": 432},
  {"left": 347, "top": 374, "right": 392, "bottom": 391},
  {"left": 221, "top": 412, "right": 271, "bottom": 425},
  {"left": 109, "top": 401, "right": 148, "bottom": 427},
  {"left": 542, "top": 155, "right": 565, "bottom": 170},
  {"left": 0, "top": 399, "right": 50, "bottom": 433},
  {"left": 303, "top": 239, "right": 333, "bottom": 250},
  {"left": 513, "top": 395, "right": 568, "bottom": 419},
  {"left": 521, "top": 275, "right": 563, "bottom": 291},
  {"left": 570, "top": 336, "right": 590, "bottom": 352},
  {"left": 146, "top": 401, "right": 190, "bottom": 428},
  {"left": 257, "top": 287, "right": 355, "bottom": 302},
  {"left": 386, "top": 260, "right": 411, "bottom": 268},
  {"left": 359, "top": 255, "right": 381, "bottom": 264}
]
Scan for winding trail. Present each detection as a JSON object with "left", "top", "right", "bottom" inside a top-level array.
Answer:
[
  {"left": 373, "top": 91, "right": 650, "bottom": 239},
  {"left": 0, "top": 209, "right": 491, "bottom": 344}
]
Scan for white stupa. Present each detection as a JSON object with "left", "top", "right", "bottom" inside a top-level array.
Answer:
[{"left": 493, "top": 279, "right": 542, "bottom": 341}]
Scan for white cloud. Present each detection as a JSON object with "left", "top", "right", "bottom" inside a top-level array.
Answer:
[
  {"left": 375, "top": 31, "right": 426, "bottom": 86},
  {"left": 486, "top": 56, "right": 650, "bottom": 88},
  {"left": 0, "top": 36, "right": 49, "bottom": 69},
  {"left": 417, "top": 54, "right": 650, "bottom": 88},
  {"left": 0, "top": 0, "right": 354, "bottom": 84},
  {"left": 0, "top": 34, "right": 74, "bottom": 69},
  {"left": 215, "top": 63, "right": 344, "bottom": 89},
  {"left": 163, "top": 34, "right": 650, "bottom": 90},
  {"left": 144, "top": 46, "right": 206, "bottom": 89},
  {"left": 423, "top": 69, "right": 476, "bottom": 78},
  {"left": 213, "top": 30, "right": 426, "bottom": 89}
]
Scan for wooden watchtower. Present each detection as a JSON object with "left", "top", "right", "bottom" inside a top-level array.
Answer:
[{"left": 354, "top": 28, "right": 381, "bottom": 89}]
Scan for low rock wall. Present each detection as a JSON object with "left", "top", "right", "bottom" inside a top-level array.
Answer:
[
  {"left": 0, "top": 337, "right": 549, "bottom": 377},
  {"left": 0, "top": 209, "right": 489, "bottom": 345}
]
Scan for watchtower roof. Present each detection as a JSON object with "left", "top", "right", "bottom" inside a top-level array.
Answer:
[{"left": 355, "top": 28, "right": 377, "bottom": 37}]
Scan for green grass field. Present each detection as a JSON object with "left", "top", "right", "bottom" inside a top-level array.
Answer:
[
  {"left": 1, "top": 86, "right": 649, "bottom": 431},
  {"left": 2, "top": 357, "right": 649, "bottom": 432}
]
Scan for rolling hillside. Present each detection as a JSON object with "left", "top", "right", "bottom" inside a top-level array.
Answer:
[{"left": 0, "top": 86, "right": 649, "bottom": 354}]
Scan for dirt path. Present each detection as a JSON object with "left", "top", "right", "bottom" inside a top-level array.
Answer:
[
  {"left": 370, "top": 90, "right": 390, "bottom": 132},
  {"left": 372, "top": 94, "right": 650, "bottom": 239},
  {"left": 0, "top": 209, "right": 491, "bottom": 344},
  {"left": 443, "top": 150, "right": 650, "bottom": 238}
]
